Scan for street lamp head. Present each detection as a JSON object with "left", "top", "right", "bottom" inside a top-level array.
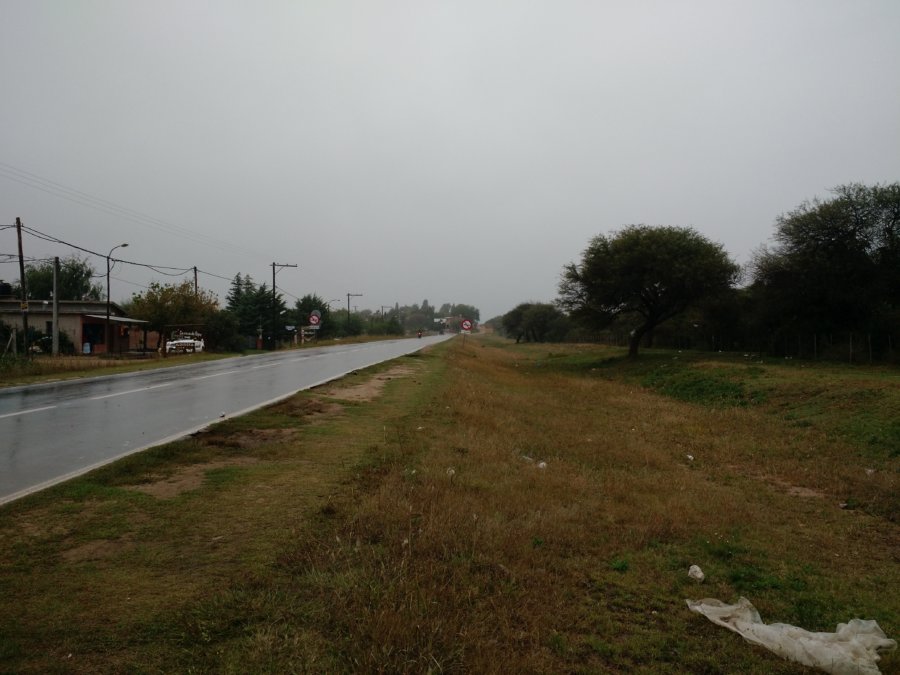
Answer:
[{"left": 108, "top": 242, "right": 129, "bottom": 257}]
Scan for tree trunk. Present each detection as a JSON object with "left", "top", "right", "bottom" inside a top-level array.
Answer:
[{"left": 628, "top": 323, "right": 651, "bottom": 358}]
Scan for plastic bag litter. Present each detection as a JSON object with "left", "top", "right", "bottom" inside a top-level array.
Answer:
[
  {"left": 687, "top": 597, "right": 896, "bottom": 675},
  {"left": 688, "top": 565, "right": 705, "bottom": 582}
]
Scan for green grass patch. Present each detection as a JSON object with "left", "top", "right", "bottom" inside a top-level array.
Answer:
[{"left": 640, "top": 364, "right": 754, "bottom": 406}]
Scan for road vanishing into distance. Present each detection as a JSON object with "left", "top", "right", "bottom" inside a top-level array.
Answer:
[{"left": 0, "top": 335, "right": 451, "bottom": 505}]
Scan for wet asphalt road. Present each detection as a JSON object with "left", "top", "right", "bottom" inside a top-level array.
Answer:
[{"left": 0, "top": 335, "right": 450, "bottom": 504}]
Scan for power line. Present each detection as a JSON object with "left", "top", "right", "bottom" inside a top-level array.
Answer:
[
  {"left": 197, "top": 268, "right": 236, "bottom": 282},
  {"left": 19, "top": 224, "right": 193, "bottom": 274},
  {"left": 0, "top": 161, "right": 271, "bottom": 260},
  {"left": 1, "top": 254, "right": 56, "bottom": 265},
  {"left": 110, "top": 275, "right": 152, "bottom": 291},
  {"left": 7, "top": 222, "right": 309, "bottom": 302}
]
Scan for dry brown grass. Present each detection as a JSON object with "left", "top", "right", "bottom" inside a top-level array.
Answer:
[
  {"left": 0, "top": 338, "right": 897, "bottom": 673},
  {"left": 279, "top": 338, "right": 899, "bottom": 673}
]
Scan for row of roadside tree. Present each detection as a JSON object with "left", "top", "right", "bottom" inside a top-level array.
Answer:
[
  {"left": 2, "top": 259, "right": 480, "bottom": 353},
  {"left": 494, "top": 183, "right": 898, "bottom": 362}
]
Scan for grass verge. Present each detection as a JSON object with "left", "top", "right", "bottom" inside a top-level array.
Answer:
[
  {"left": 0, "top": 352, "right": 233, "bottom": 388},
  {"left": 1, "top": 337, "right": 897, "bottom": 673}
]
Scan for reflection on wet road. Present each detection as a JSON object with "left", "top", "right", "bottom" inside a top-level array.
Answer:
[{"left": 1, "top": 336, "right": 450, "bottom": 504}]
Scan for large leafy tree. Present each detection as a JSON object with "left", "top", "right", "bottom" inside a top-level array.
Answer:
[
  {"left": 751, "top": 183, "right": 900, "bottom": 342},
  {"left": 16, "top": 255, "right": 103, "bottom": 301},
  {"left": 559, "top": 225, "right": 738, "bottom": 357},
  {"left": 129, "top": 280, "right": 219, "bottom": 349}
]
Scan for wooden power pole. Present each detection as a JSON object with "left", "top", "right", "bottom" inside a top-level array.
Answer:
[{"left": 16, "top": 218, "right": 29, "bottom": 356}]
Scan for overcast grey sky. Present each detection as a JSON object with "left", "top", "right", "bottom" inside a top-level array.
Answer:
[{"left": 2, "top": 1, "right": 898, "bottom": 320}]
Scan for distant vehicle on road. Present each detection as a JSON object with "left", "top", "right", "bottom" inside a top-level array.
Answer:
[{"left": 165, "top": 331, "right": 204, "bottom": 353}]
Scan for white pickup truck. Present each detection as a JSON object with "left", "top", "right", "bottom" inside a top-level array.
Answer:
[{"left": 165, "top": 333, "right": 205, "bottom": 353}]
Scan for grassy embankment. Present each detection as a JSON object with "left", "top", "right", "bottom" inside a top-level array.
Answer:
[
  {"left": 0, "top": 336, "right": 897, "bottom": 673},
  {"left": 0, "top": 352, "right": 228, "bottom": 388}
]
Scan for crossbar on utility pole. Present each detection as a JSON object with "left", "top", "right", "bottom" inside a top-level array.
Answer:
[{"left": 346, "top": 293, "right": 362, "bottom": 323}]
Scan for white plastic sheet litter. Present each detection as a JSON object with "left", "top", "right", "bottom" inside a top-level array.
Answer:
[{"left": 687, "top": 597, "right": 896, "bottom": 675}]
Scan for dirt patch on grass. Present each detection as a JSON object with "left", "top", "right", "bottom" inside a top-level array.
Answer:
[
  {"left": 727, "top": 465, "right": 828, "bottom": 500},
  {"left": 129, "top": 458, "right": 259, "bottom": 499},
  {"left": 195, "top": 427, "right": 302, "bottom": 449},
  {"left": 268, "top": 397, "right": 344, "bottom": 419},
  {"left": 319, "top": 364, "right": 419, "bottom": 402},
  {"left": 782, "top": 483, "right": 827, "bottom": 499},
  {"left": 62, "top": 538, "right": 135, "bottom": 563}
]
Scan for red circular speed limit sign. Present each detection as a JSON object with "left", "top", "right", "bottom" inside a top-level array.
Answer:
[
  {"left": 309, "top": 314, "right": 321, "bottom": 326},
  {"left": 461, "top": 319, "right": 473, "bottom": 331}
]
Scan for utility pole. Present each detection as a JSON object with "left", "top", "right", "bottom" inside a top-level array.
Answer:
[
  {"left": 106, "top": 243, "right": 128, "bottom": 355},
  {"left": 52, "top": 256, "right": 59, "bottom": 356},
  {"left": 271, "top": 262, "right": 297, "bottom": 349},
  {"left": 193, "top": 266, "right": 198, "bottom": 296},
  {"left": 347, "top": 292, "right": 362, "bottom": 324},
  {"left": 15, "top": 218, "right": 29, "bottom": 356}
]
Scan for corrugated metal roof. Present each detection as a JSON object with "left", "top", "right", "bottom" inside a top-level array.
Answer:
[
  {"left": 84, "top": 315, "right": 149, "bottom": 324},
  {"left": 0, "top": 299, "right": 127, "bottom": 315}
]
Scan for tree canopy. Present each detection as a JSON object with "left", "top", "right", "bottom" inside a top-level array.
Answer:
[
  {"left": 437, "top": 303, "right": 480, "bottom": 322},
  {"left": 501, "top": 302, "right": 570, "bottom": 343},
  {"left": 559, "top": 225, "right": 738, "bottom": 357},
  {"left": 292, "top": 293, "right": 337, "bottom": 338},
  {"left": 129, "top": 280, "right": 219, "bottom": 349},
  {"left": 16, "top": 255, "right": 103, "bottom": 301},
  {"left": 225, "top": 274, "right": 287, "bottom": 343},
  {"left": 750, "top": 183, "right": 899, "bottom": 343}
]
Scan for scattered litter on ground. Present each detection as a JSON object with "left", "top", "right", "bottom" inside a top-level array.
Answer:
[
  {"left": 688, "top": 565, "right": 705, "bottom": 582},
  {"left": 687, "top": 597, "right": 896, "bottom": 675},
  {"left": 537, "top": 461, "right": 547, "bottom": 470},
  {"left": 686, "top": 454, "right": 695, "bottom": 462}
]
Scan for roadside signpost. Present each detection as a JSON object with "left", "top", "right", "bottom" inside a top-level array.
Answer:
[
  {"left": 302, "top": 310, "right": 322, "bottom": 344},
  {"left": 461, "top": 318, "right": 473, "bottom": 333}
]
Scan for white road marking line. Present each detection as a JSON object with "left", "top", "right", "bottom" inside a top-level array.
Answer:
[
  {"left": 192, "top": 369, "right": 242, "bottom": 380},
  {"left": 88, "top": 382, "right": 173, "bottom": 401},
  {"left": 0, "top": 405, "right": 57, "bottom": 420}
]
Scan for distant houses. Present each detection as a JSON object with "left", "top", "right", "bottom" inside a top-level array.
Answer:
[{"left": 0, "top": 299, "right": 149, "bottom": 354}]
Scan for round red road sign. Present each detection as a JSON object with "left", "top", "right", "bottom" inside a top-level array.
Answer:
[
  {"left": 309, "top": 313, "right": 321, "bottom": 326},
  {"left": 461, "top": 319, "right": 473, "bottom": 331}
]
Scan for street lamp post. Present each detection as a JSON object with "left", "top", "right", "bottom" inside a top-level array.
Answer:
[{"left": 106, "top": 243, "right": 128, "bottom": 355}]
